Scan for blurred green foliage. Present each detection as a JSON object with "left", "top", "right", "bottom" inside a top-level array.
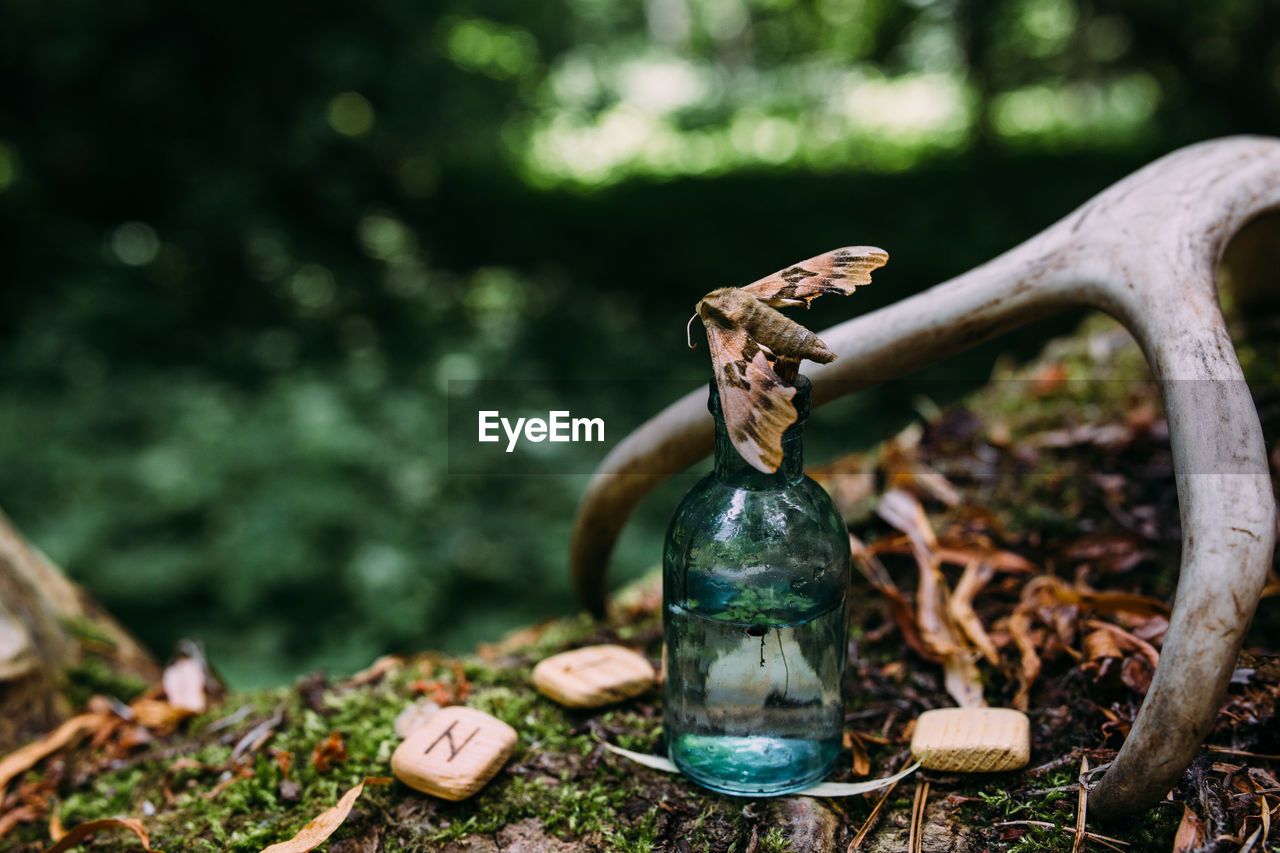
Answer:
[{"left": 0, "top": 0, "right": 1276, "bottom": 685}]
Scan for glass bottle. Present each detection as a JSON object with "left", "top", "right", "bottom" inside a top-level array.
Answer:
[{"left": 663, "top": 376, "right": 849, "bottom": 796}]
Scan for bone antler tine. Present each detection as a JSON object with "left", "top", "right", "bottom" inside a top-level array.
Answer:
[{"left": 571, "top": 136, "right": 1280, "bottom": 815}]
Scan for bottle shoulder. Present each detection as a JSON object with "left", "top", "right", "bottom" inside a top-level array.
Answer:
[
  {"left": 668, "top": 472, "right": 844, "bottom": 531},
  {"left": 664, "top": 471, "right": 849, "bottom": 577}
]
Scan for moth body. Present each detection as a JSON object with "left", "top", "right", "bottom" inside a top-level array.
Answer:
[{"left": 696, "top": 290, "right": 833, "bottom": 363}]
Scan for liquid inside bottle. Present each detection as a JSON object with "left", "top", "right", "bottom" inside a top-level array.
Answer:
[{"left": 663, "top": 377, "right": 849, "bottom": 796}]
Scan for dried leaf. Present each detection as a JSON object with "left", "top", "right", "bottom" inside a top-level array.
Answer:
[
  {"left": 162, "top": 757, "right": 215, "bottom": 804},
  {"left": 130, "top": 699, "right": 194, "bottom": 733},
  {"left": 877, "top": 492, "right": 961, "bottom": 659},
  {"left": 257, "top": 777, "right": 388, "bottom": 853},
  {"left": 877, "top": 491, "right": 985, "bottom": 706},
  {"left": 200, "top": 763, "right": 255, "bottom": 800},
  {"left": 943, "top": 653, "right": 986, "bottom": 710},
  {"left": 451, "top": 661, "right": 472, "bottom": 703},
  {"left": 876, "top": 542, "right": 1036, "bottom": 573},
  {"left": 48, "top": 802, "right": 64, "bottom": 841},
  {"left": 271, "top": 749, "right": 294, "bottom": 779},
  {"left": 1083, "top": 629, "right": 1123, "bottom": 662},
  {"left": 949, "top": 560, "right": 999, "bottom": 664},
  {"left": 844, "top": 732, "right": 871, "bottom": 777},
  {"left": 1262, "top": 790, "right": 1271, "bottom": 846},
  {"left": 886, "top": 464, "right": 962, "bottom": 508},
  {"left": 877, "top": 490, "right": 939, "bottom": 554},
  {"left": 311, "top": 732, "right": 348, "bottom": 774},
  {"left": 349, "top": 655, "right": 404, "bottom": 686},
  {"left": 43, "top": 817, "right": 158, "bottom": 853},
  {"left": 0, "top": 714, "right": 104, "bottom": 795},
  {"left": 1025, "top": 422, "right": 1135, "bottom": 449},
  {"left": 1007, "top": 609, "right": 1041, "bottom": 712},
  {"left": 1173, "top": 803, "right": 1206, "bottom": 853},
  {"left": 1084, "top": 620, "right": 1159, "bottom": 668},
  {"left": 1130, "top": 615, "right": 1168, "bottom": 645},
  {"left": 1118, "top": 656, "right": 1153, "bottom": 694},
  {"left": 1062, "top": 532, "right": 1150, "bottom": 575},
  {"left": 162, "top": 657, "right": 207, "bottom": 714},
  {"left": 0, "top": 805, "right": 40, "bottom": 840},
  {"left": 850, "top": 535, "right": 938, "bottom": 663}
]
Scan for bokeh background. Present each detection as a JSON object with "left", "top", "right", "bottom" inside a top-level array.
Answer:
[{"left": 2, "top": 0, "right": 1277, "bottom": 686}]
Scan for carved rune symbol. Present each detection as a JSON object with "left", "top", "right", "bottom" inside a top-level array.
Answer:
[{"left": 424, "top": 720, "right": 479, "bottom": 762}]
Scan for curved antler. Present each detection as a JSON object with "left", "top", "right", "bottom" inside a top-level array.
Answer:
[{"left": 570, "top": 136, "right": 1280, "bottom": 816}]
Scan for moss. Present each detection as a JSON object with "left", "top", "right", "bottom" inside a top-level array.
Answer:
[
  {"left": 61, "top": 655, "right": 149, "bottom": 706},
  {"left": 62, "top": 616, "right": 121, "bottom": 649},
  {"left": 759, "top": 825, "right": 793, "bottom": 852}
]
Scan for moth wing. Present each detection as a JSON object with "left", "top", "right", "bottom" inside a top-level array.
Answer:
[
  {"left": 740, "top": 246, "right": 888, "bottom": 307},
  {"left": 703, "top": 322, "right": 798, "bottom": 473}
]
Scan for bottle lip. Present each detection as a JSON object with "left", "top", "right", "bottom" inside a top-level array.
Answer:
[{"left": 707, "top": 374, "right": 812, "bottom": 424}]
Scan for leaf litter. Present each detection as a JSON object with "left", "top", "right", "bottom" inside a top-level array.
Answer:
[{"left": 0, "top": 326, "right": 1278, "bottom": 851}]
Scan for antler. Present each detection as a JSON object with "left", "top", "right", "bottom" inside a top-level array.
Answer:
[{"left": 569, "top": 136, "right": 1280, "bottom": 817}]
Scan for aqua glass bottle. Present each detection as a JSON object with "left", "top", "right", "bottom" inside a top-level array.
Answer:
[{"left": 663, "top": 376, "right": 849, "bottom": 796}]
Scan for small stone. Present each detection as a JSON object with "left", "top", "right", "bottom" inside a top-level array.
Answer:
[
  {"left": 909, "top": 707, "right": 1030, "bottom": 772},
  {"left": 391, "top": 706, "right": 517, "bottom": 801},
  {"left": 532, "top": 644, "right": 655, "bottom": 708},
  {"left": 769, "top": 797, "right": 839, "bottom": 852}
]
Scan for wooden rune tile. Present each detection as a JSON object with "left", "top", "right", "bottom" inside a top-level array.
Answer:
[
  {"left": 532, "top": 644, "right": 655, "bottom": 708},
  {"left": 909, "top": 707, "right": 1030, "bottom": 773},
  {"left": 391, "top": 706, "right": 517, "bottom": 801}
]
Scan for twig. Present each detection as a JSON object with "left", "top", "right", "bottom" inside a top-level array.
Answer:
[
  {"left": 1071, "top": 756, "right": 1089, "bottom": 853},
  {"left": 230, "top": 707, "right": 284, "bottom": 761},
  {"left": 1204, "top": 746, "right": 1280, "bottom": 760},
  {"left": 1019, "top": 783, "right": 1079, "bottom": 797},
  {"left": 1017, "top": 761, "right": 1116, "bottom": 799},
  {"left": 1030, "top": 753, "right": 1084, "bottom": 774},
  {"left": 847, "top": 778, "right": 900, "bottom": 851},
  {"left": 205, "top": 704, "right": 252, "bottom": 733},
  {"left": 995, "top": 821, "right": 1130, "bottom": 850},
  {"left": 908, "top": 780, "right": 929, "bottom": 853}
]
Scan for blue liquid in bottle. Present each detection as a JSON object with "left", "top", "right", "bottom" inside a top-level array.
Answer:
[{"left": 663, "top": 377, "right": 849, "bottom": 796}]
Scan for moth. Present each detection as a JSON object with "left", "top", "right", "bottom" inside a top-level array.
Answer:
[{"left": 689, "top": 246, "right": 889, "bottom": 473}]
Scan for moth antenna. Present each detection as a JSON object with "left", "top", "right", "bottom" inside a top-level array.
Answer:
[{"left": 686, "top": 312, "right": 700, "bottom": 349}]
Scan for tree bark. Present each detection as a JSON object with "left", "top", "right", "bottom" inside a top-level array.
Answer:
[{"left": 0, "top": 508, "right": 158, "bottom": 751}]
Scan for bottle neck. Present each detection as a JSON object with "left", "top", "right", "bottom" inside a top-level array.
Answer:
[{"left": 709, "top": 376, "right": 809, "bottom": 487}]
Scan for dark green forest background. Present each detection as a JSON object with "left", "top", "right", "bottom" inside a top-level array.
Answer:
[{"left": 1, "top": 0, "right": 1277, "bottom": 685}]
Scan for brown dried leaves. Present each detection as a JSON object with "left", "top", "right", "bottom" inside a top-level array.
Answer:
[
  {"left": 256, "top": 777, "right": 389, "bottom": 853},
  {"left": 873, "top": 489, "right": 993, "bottom": 709},
  {"left": 0, "top": 714, "right": 103, "bottom": 796},
  {"left": 43, "top": 817, "right": 160, "bottom": 853},
  {"left": 311, "top": 732, "right": 348, "bottom": 774}
]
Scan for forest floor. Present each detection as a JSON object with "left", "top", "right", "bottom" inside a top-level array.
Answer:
[{"left": 3, "top": 315, "right": 1279, "bottom": 853}]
